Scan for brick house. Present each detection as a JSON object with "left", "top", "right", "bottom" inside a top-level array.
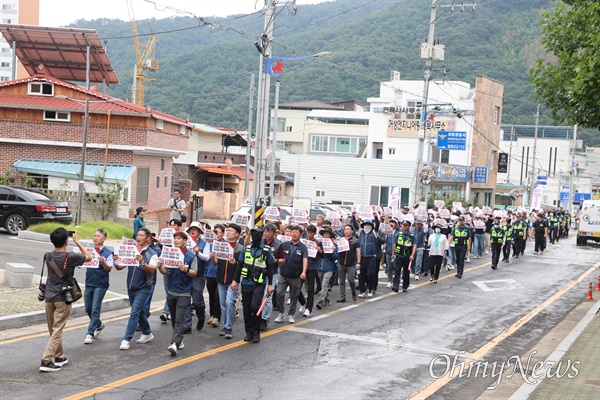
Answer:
[{"left": 0, "top": 64, "right": 192, "bottom": 214}]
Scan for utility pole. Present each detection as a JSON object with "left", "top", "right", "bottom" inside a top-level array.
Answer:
[
  {"left": 528, "top": 105, "right": 540, "bottom": 203},
  {"left": 414, "top": 0, "right": 476, "bottom": 205},
  {"left": 269, "top": 81, "right": 281, "bottom": 199},
  {"left": 568, "top": 124, "right": 577, "bottom": 213},
  {"left": 251, "top": 0, "right": 277, "bottom": 224},
  {"left": 244, "top": 74, "right": 255, "bottom": 198},
  {"left": 506, "top": 126, "right": 514, "bottom": 183}
]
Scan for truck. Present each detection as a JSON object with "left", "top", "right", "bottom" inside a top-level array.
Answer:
[{"left": 576, "top": 200, "right": 600, "bottom": 245}]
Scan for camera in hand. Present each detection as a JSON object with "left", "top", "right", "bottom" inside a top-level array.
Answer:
[
  {"left": 62, "top": 285, "right": 74, "bottom": 304},
  {"left": 68, "top": 230, "right": 75, "bottom": 237}
]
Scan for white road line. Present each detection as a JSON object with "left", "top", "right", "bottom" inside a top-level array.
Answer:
[
  {"left": 339, "top": 304, "right": 360, "bottom": 311},
  {"left": 309, "top": 314, "right": 330, "bottom": 321}
]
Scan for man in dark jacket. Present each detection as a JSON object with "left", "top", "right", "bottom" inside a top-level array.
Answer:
[
  {"left": 354, "top": 218, "right": 385, "bottom": 297},
  {"left": 114, "top": 228, "right": 157, "bottom": 350},
  {"left": 337, "top": 224, "right": 360, "bottom": 302}
]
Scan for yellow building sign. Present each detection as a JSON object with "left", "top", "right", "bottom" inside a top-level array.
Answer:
[{"left": 387, "top": 119, "right": 457, "bottom": 138}]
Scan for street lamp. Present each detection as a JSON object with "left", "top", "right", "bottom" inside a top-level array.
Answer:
[{"left": 55, "top": 95, "right": 122, "bottom": 226}]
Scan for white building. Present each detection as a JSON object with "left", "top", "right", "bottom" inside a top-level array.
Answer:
[{"left": 0, "top": 0, "right": 39, "bottom": 81}]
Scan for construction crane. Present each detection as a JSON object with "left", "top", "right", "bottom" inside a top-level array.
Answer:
[{"left": 126, "top": 0, "right": 159, "bottom": 106}]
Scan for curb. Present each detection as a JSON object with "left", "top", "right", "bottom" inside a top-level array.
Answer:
[
  {"left": 0, "top": 293, "right": 129, "bottom": 330},
  {"left": 17, "top": 230, "right": 118, "bottom": 252}
]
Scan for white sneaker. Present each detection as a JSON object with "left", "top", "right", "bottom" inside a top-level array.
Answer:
[
  {"left": 466, "top": 258, "right": 471, "bottom": 263},
  {"left": 410, "top": 273, "right": 415, "bottom": 279},
  {"left": 168, "top": 343, "right": 177, "bottom": 356},
  {"left": 298, "top": 305, "right": 305, "bottom": 314},
  {"left": 288, "top": 315, "right": 295, "bottom": 324},
  {"left": 367, "top": 291, "right": 373, "bottom": 297},
  {"left": 136, "top": 333, "right": 154, "bottom": 344},
  {"left": 415, "top": 275, "right": 420, "bottom": 281},
  {"left": 119, "top": 340, "right": 130, "bottom": 350},
  {"left": 178, "top": 340, "right": 185, "bottom": 349},
  {"left": 84, "top": 334, "right": 93, "bottom": 344},
  {"left": 274, "top": 313, "right": 286, "bottom": 323},
  {"left": 303, "top": 309, "right": 311, "bottom": 317},
  {"left": 358, "top": 292, "right": 365, "bottom": 298},
  {"left": 386, "top": 282, "right": 392, "bottom": 288},
  {"left": 287, "top": 298, "right": 291, "bottom": 305},
  {"left": 93, "top": 322, "right": 106, "bottom": 338}
]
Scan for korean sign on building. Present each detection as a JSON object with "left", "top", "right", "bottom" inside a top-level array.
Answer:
[
  {"left": 430, "top": 164, "right": 471, "bottom": 183},
  {"left": 387, "top": 119, "right": 457, "bottom": 138},
  {"left": 474, "top": 167, "right": 488, "bottom": 184},
  {"left": 437, "top": 131, "right": 467, "bottom": 150}
]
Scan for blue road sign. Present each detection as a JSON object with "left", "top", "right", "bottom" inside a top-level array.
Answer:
[
  {"left": 573, "top": 193, "right": 591, "bottom": 203},
  {"left": 474, "top": 166, "right": 488, "bottom": 184},
  {"left": 437, "top": 131, "right": 467, "bottom": 151}
]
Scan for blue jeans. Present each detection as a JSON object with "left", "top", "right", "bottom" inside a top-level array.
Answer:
[
  {"left": 217, "top": 283, "right": 238, "bottom": 330},
  {"left": 413, "top": 248, "right": 424, "bottom": 275},
  {"left": 142, "top": 282, "right": 155, "bottom": 318},
  {"left": 84, "top": 286, "right": 108, "bottom": 336},
  {"left": 262, "top": 273, "right": 277, "bottom": 322},
  {"left": 161, "top": 274, "right": 170, "bottom": 316},
  {"left": 474, "top": 234, "right": 485, "bottom": 257},
  {"left": 385, "top": 254, "right": 394, "bottom": 283},
  {"left": 123, "top": 287, "right": 151, "bottom": 341}
]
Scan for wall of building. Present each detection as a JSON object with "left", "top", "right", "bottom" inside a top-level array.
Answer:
[{"left": 194, "top": 190, "right": 240, "bottom": 220}]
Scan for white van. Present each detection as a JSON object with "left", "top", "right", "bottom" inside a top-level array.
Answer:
[{"left": 576, "top": 200, "right": 600, "bottom": 245}]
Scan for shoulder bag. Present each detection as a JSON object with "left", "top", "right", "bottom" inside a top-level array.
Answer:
[{"left": 46, "top": 252, "right": 83, "bottom": 303}]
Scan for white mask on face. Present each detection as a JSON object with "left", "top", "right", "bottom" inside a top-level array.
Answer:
[
  {"left": 435, "top": 228, "right": 441, "bottom": 233},
  {"left": 363, "top": 225, "right": 373, "bottom": 234}
]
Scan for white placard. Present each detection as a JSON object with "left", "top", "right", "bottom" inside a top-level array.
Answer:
[
  {"left": 121, "top": 236, "right": 137, "bottom": 245},
  {"left": 373, "top": 205, "right": 383, "bottom": 214},
  {"left": 277, "top": 235, "right": 292, "bottom": 242},
  {"left": 231, "top": 213, "right": 251, "bottom": 227},
  {"left": 383, "top": 206, "right": 393, "bottom": 216},
  {"left": 159, "top": 246, "right": 185, "bottom": 268},
  {"left": 379, "top": 223, "right": 393, "bottom": 235},
  {"left": 439, "top": 209, "right": 450, "bottom": 218},
  {"left": 321, "top": 237, "right": 335, "bottom": 253},
  {"left": 213, "top": 241, "right": 234, "bottom": 260},
  {"left": 73, "top": 247, "right": 100, "bottom": 268},
  {"left": 418, "top": 202, "right": 427, "bottom": 210},
  {"left": 452, "top": 202, "right": 463, "bottom": 212},
  {"left": 115, "top": 245, "right": 140, "bottom": 266},
  {"left": 264, "top": 206, "right": 280, "bottom": 220},
  {"left": 331, "top": 218, "right": 342, "bottom": 230},
  {"left": 403, "top": 214, "right": 415, "bottom": 224},
  {"left": 482, "top": 206, "right": 493, "bottom": 215},
  {"left": 159, "top": 228, "right": 176, "bottom": 246},
  {"left": 300, "top": 239, "right": 318, "bottom": 258},
  {"left": 326, "top": 210, "right": 342, "bottom": 221},
  {"left": 434, "top": 200, "right": 445, "bottom": 209},
  {"left": 357, "top": 205, "right": 373, "bottom": 220},
  {"left": 473, "top": 219, "right": 486, "bottom": 229},
  {"left": 292, "top": 208, "right": 308, "bottom": 224},
  {"left": 416, "top": 210, "right": 427, "bottom": 220},
  {"left": 336, "top": 237, "right": 350, "bottom": 252},
  {"left": 464, "top": 215, "right": 472, "bottom": 223},
  {"left": 202, "top": 230, "right": 216, "bottom": 244},
  {"left": 185, "top": 236, "right": 197, "bottom": 250}
]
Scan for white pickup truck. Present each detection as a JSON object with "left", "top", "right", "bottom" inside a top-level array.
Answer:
[{"left": 576, "top": 200, "right": 600, "bottom": 245}]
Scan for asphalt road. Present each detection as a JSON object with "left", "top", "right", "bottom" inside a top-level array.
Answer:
[{"left": 0, "top": 235, "right": 598, "bottom": 400}]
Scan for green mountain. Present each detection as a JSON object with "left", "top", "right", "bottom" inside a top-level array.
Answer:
[{"left": 68, "top": 0, "right": 599, "bottom": 146}]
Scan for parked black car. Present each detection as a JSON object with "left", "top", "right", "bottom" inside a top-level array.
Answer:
[{"left": 0, "top": 185, "right": 73, "bottom": 235}]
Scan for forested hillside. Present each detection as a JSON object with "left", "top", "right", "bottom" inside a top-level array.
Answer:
[{"left": 69, "top": 0, "right": 599, "bottom": 146}]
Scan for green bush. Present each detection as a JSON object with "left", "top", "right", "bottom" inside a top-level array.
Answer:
[{"left": 27, "top": 221, "right": 133, "bottom": 240}]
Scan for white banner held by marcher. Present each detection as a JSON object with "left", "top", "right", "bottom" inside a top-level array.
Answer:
[
  {"left": 121, "top": 236, "right": 136, "bottom": 245},
  {"left": 292, "top": 208, "right": 309, "bottom": 224},
  {"left": 73, "top": 247, "right": 99, "bottom": 268},
  {"left": 159, "top": 228, "right": 176, "bottom": 246},
  {"left": 276, "top": 235, "right": 292, "bottom": 243},
  {"left": 321, "top": 238, "right": 335, "bottom": 253},
  {"left": 300, "top": 239, "right": 318, "bottom": 258},
  {"left": 115, "top": 245, "right": 140, "bottom": 266},
  {"left": 264, "top": 206, "right": 280, "bottom": 220},
  {"left": 434, "top": 199, "right": 445, "bottom": 209},
  {"left": 379, "top": 223, "right": 393, "bottom": 235},
  {"left": 159, "top": 246, "right": 185, "bottom": 268},
  {"left": 336, "top": 237, "right": 350, "bottom": 252},
  {"left": 185, "top": 236, "right": 196, "bottom": 251},
  {"left": 231, "top": 213, "right": 251, "bottom": 227},
  {"left": 213, "top": 241, "right": 234, "bottom": 260},
  {"left": 357, "top": 205, "right": 373, "bottom": 220},
  {"left": 203, "top": 230, "right": 216, "bottom": 244}
]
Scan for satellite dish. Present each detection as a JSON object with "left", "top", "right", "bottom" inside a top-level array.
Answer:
[{"left": 509, "top": 189, "right": 519, "bottom": 201}]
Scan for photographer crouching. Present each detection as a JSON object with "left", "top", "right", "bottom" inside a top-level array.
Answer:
[{"left": 39, "top": 228, "right": 91, "bottom": 372}]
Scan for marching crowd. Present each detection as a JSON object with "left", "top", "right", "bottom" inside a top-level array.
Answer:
[{"left": 38, "top": 193, "right": 572, "bottom": 372}]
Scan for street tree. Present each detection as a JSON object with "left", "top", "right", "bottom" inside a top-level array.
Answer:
[{"left": 530, "top": 0, "right": 600, "bottom": 129}]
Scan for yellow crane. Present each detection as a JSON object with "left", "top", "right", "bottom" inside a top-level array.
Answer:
[{"left": 127, "top": 0, "right": 159, "bottom": 106}]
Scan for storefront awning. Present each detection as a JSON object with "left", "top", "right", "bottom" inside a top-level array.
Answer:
[{"left": 12, "top": 158, "right": 135, "bottom": 183}]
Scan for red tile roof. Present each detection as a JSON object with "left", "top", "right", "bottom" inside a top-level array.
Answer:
[{"left": 198, "top": 165, "right": 253, "bottom": 180}]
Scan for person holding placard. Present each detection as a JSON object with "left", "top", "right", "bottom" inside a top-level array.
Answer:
[
  {"left": 156, "top": 231, "right": 197, "bottom": 355},
  {"left": 114, "top": 228, "right": 157, "bottom": 350},
  {"left": 231, "top": 226, "right": 275, "bottom": 343},
  {"left": 336, "top": 224, "right": 360, "bottom": 302},
  {"left": 206, "top": 224, "right": 225, "bottom": 327},
  {"left": 83, "top": 228, "right": 113, "bottom": 345},
  {"left": 301, "top": 225, "right": 321, "bottom": 317},
  {"left": 383, "top": 219, "right": 399, "bottom": 288},
  {"left": 183, "top": 222, "right": 211, "bottom": 332},
  {"left": 472, "top": 217, "right": 486, "bottom": 259},
  {"left": 212, "top": 223, "right": 244, "bottom": 339},
  {"left": 274, "top": 225, "right": 308, "bottom": 324},
  {"left": 315, "top": 227, "right": 338, "bottom": 309}
]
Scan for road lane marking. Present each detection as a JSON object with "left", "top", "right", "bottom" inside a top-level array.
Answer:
[{"left": 408, "top": 261, "right": 600, "bottom": 400}]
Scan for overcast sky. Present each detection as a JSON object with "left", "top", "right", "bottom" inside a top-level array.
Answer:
[{"left": 39, "top": 0, "right": 330, "bottom": 27}]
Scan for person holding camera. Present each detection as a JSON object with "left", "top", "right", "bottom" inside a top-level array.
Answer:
[
  {"left": 168, "top": 189, "right": 187, "bottom": 223},
  {"left": 40, "top": 228, "right": 91, "bottom": 372}
]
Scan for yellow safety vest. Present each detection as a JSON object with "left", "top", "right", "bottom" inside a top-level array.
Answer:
[{"left": 241, "top": 247, "right": 268, "bottom": 283}]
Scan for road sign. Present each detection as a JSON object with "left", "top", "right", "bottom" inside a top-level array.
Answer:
[
  {"left": 498, "top": 153, "right": 508, "bottom": 173},
  {"left": 560, "top": 191, "right": 570, "bottom": 202},
  {"left": 474, "top": 167, "right": 488, "bottom": 184},
  {"left": 437, "top": 131, "right": 467, "bottom": 151},
  {"left": 537, "top": 175, "right": 548, "bottom": 181},
  {"left": 573, "top": 193, "right": 591, "bottom": 203}
]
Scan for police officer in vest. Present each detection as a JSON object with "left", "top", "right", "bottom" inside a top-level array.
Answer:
[
  {"left": 391, "top": 220, "right": 416, "bottom": 292},
  {"left": 448, "top": 216, "right": 472, "bottom": 279},
  {"left": 490, "top": 218, "right": 505, "bottom": 270},
  {"left": 548, "top": 211, "right": 559, "bottom": 244},
  {"left": 231, "top": 226, "right": 275, "bottom": 343},
  {"left": 512, "top": 214, "right": 527, "bottom": 258},
  {"left": 502, "top": 218, "right": 513, "bottom": 263}
]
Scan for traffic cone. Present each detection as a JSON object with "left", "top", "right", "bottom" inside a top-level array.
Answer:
[
  {"left": 586, "top": 282, "right": 594, "bottom": 300},
  {"left": 596, "top": 275, "right": 600, "bottom": 291}
]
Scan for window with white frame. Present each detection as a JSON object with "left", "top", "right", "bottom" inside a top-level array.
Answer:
[
  {"left": 310, "top": 135, "right": 367, "bottom": 155},
  {"left": 28, "top": 82, "right": 54, "bottom": 96},
  {"left": 315, "top": 190, "right": 326, "bottom": 198},
  {"left": 2, "top": 4, "right": 15, "bottom": 9},
  {"left": 1, "top": 47, "right": 11, "bottom": 53},
  {"left": 156, "top": 120, "right": 164, "bottom": 130},
  {"left": 43, "top": 110, "right": 70, "bottom": 122},
  {"left": 285, "top": 125, "right": 292, "bottom": 133},
  {"left": 493, "top": 106, "right": 500, "bottom": 125},
  {"left": 0, "top": 76, "right": 9, "bottom": 82},
  {"left": 406, "top": 100, "right": 422, "bottom": 120},
  {"left": 0, "top": 62, "right": 10, "bottom": 68}
]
